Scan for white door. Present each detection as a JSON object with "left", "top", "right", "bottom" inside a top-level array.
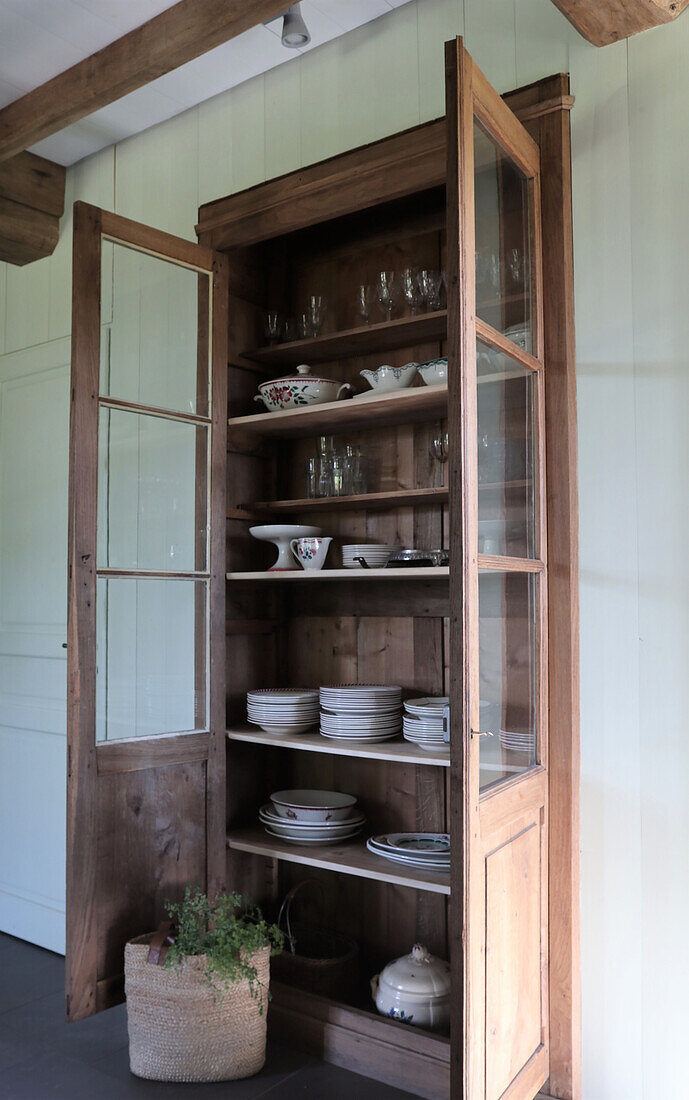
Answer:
[{"left": 0, "top": 338, "right": 71, "bottom": 953}]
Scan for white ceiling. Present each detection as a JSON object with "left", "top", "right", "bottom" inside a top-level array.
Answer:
[{"left": 0, "top": 0, "right": 413, "bottom": 166}]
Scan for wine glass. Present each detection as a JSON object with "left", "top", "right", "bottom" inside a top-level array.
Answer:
[
  {"left": 416, "top": 269, "right": 442, "bottom": 312},
  {"left": 308, "top": 294, "right": 327, "bottom": 337},
  {"left": 376, "top": 271, "right": 398, "bottom": 322},
  {"left": 357, "top": 284, "right": 375, "bottom": 325},
  {"left": 263, "top": 311, "right": 283, "bottom": 344},
  {"left": 399, "top": 267, "right": 422, "bottom": 315}
]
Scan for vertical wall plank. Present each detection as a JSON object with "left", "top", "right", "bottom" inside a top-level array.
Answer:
[
  {"left": 198, "top": 91, "right": 235, "bottom": 208},
  {"left": 229, "top": 78, "right": 267, "bottom": 194},
  {"left": 514, "top": 0, "right": 572, "bottom": 88},
  {"left": 627, "top": 19, "right": 689, "bottom": 1100},
  {"left": 464, "top": 0, "right": 517, "bottom": 92},
  {"left": 115, "top": 109, "right": 199, "bottom": 237},
  {"left": 418, "top": 0, "right": 463, "bottom": 121},
  {"left": 5, "top": 259, "right": 50, "bottom": 353},
  {"left": 0, "top": 262, "right": 6, "bottom": 355},
  {"left": 569, "top": 37, "right": 643, "bottom": 1100},
  {"left": 264, "top": 61, "right": 302, "bottom": 179}
]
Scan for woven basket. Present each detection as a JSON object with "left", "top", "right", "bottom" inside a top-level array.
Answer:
[
  {"left": 271, "top": 880, "right": 359, "bottom": 1002},
  {"left": 124, "top": 933, "right": 270, "bottom": 1083}
]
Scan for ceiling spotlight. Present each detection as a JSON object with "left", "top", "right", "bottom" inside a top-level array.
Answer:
[{"left": 281, "top": 4, "right": 310, "bottom": 48}]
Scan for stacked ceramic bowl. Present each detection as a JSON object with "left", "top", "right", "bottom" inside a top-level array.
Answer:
[
  {"left": 259, "top": 789, "right": 365, "bottom": 846},
  {"left": 367, "top": 832, "right": 451, "bottom": 872},
  {"left": 319, "top": 684, "right": 402, "bottom": 743},
  {"left": 402, "top": 697, "right": 449, "bottom": 752},
  {"left": 499, "top": 729, "right": 536, "bottom": 755},
  {"left": 247, "top": 689, "right": 319, "bottom": 735},
  {"left": 342, "top": 544, "right": 397, "bottom": 569}
]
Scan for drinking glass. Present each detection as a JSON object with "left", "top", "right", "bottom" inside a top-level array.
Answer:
[
  {"left": 508, "top": 248, "right": 524, "bottom": 290},
  {"left": 283, "top": 317, "right": 299, "bottom": 342},
  {"left": 376, "top": 271, "right": 398, "bottom": 322},
  {"left": 317, "top": 435, "right": 335, "bottom": 497},
  {"left": 400, "top": 268, "right": 422, "bottom": 315},
  {"left": 264, "top": 311, "right": 283, "bottom": 344},
  {"left": 308, "top": 295, "right": 327, "bottom": 337},
  {"left": 416, "top": 269, "right": 442, "bottom": 312},
  {"left": 298, "top": 313, "right": 312, "bottom": 339},
  {"left": 357, "top": 284, "right": 375, "bottom": 325},
  {"left": 305, "top": 456, "right": 318, "bottom": 499}
]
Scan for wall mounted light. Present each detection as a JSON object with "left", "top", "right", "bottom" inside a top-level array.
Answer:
[{"left": 275, "top": 4, "right": 311, "bottom": 48}]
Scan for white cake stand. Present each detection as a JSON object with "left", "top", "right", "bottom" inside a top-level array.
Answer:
[{"left": 249, "top": 525, "right": 322, "bottom": 571}]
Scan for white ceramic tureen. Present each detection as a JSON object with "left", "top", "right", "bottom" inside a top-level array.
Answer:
[
  {"left": 371, "top": 943, "right": 451, "bottom": 1031},
  {"left": 255, "top": 364, "right": 351, "bottom": 412}
]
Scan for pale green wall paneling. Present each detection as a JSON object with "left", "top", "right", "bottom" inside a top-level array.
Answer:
[
  {"left": 627, "top": 19, "right": 689, "bottom": 1100},
  {"left": 264, "top": 62, "right": 302, "bottom": 180},
  {"left": 3, "top": 0, "right": 689, "bottom": 1091},
  {"left": 570, "top": 37, "right": 643, "bottom": 1100}
]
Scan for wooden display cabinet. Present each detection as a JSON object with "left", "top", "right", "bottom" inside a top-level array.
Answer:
[{"left": 66, "top": 39, "right": 579, "bottom": 1100}]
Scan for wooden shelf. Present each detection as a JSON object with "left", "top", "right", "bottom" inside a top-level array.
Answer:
[
  {"left": 226, "top": 726, "right": 450, "bottom": 766},
  {"left": 228, "top": 385, "right": 447, "bottom": 438},
  {"left": 251, "top": 486, "right": 449, "bottom": 514},
  {"left": 226, "top": 566, "right": 450, "bottom": 581},
  {"left": 241, "top": 310, "right": 447, "bottom": 367},
  {"left": 227, "top": 827, "right": 451, "bottom": 895}
]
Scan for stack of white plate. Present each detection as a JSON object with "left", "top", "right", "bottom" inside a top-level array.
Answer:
[
  {"left": 402, "top": 697, "right": 449, "bottom": 752},
  {"left": 341, "top": 544, "right": 397, "bottom": 569},
  {"left": 260, "top": 789, "right": 365, "bottom": 846},
  {"left": 499, "top": 729, "right": 536, "bottom": 754},
  {"left": 319, "top": 684, "right": 402, "bottom": 743},
  {"left": 367, "top": 833, "right": 451, "bottom": 872},
  {"left": 247, "top": 689, "right": 319, "bottom": 735}
]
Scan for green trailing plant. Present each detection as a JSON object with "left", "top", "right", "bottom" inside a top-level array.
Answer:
[{"left": 164, "top": 886, "right": 283, "bottom": 1007}]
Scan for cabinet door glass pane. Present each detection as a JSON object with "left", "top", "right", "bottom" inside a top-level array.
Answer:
[
  {"left": 96, "top": 577, "right": 206, "bottom": 741},
  {"left": 100, "top": 241, "right": 210, "bottom": 416},
  {"left": 478, "top": 571, "right": 538, "bottom": 790},
  {"left": 477, "top": 339, "right": 536, "bottom": 558},
  {"left": 474, "top": 121, "right": 532, "bottom": 351},
  {"left": 97, "top": 407, "right": 208, "bottom": 573}
]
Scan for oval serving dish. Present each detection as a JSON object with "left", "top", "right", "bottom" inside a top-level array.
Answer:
[{"left": 255, "top": 364, "right": 351, "bottom": 411}]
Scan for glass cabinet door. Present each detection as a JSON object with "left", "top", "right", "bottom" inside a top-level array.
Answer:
[
  {"left": 446, "top": 38, "right": 549, "bottom": 1100},
  {"left": 66, "top": 204, "right": 228, "bottom": 1021}
]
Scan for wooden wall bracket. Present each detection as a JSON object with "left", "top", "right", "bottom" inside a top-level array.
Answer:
[
  {"left": 550, "top": 0, "right": 689, "bottom": 46},
  {"left": 0, "top": 151, "right": 65, "bottom": 265}
]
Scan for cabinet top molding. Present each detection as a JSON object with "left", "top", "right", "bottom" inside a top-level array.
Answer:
[{"left": 551, "top": 0, "right": 689, "bottom": 46}]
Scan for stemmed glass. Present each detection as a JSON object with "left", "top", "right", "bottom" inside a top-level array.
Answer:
[
  {"left": 263, "top": 311, "right": 282, "bottom": 344},
  {"left": 376, "top": 271, "right": 398, "bottom": 322},
  {"left": 399, "top": 267, "right": 422, "bottom": 315},
  {"left": 357, "top": 284, "right": 375, "bottom": 326},
  {"left": 416, "top": 269, "right": 442, "bottom": 312},
  {"left": 308, "top": 295, "right": 327, "bottom": 337}
]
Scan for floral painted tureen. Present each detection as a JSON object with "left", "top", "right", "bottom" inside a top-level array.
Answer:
[{"left": 255, "top": 364, "right": 351, "bottom": 412}]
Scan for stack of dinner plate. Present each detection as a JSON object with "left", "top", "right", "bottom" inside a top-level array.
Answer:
[
  {"left": 247, "top": 689, "right": 319, "bottom": 735},
  {"left": 259, "top": 789, "right": 365, "bottom": 846},
  {"left": 366, "top": 833, "right": 451, "bottom": 872},
  {"left": 402, "top": 697, "right": 449, "bottom": 752},
  {"left": 319, "top": 684, "right": 402, "bottom": 743},
  {"left": 342, "top": 544, "right": 397, "bottom": 569},
  {"left": 499, "top": 729, "right": 536, "bottom": 755}
]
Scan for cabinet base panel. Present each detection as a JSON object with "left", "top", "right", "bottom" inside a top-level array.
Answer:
[{"left": 268, "top": 982, "right": 451, "bottom": 1100}]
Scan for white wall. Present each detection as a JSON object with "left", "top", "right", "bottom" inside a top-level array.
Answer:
[{"left": 0, "top": 0, "right": 687, "bottom": 1094}]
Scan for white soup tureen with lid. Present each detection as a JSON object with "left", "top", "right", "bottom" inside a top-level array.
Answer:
[{"left": 371, "top": 943, "right": 451, "bottom": 1031}]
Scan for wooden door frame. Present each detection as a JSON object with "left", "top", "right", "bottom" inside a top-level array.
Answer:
[
  {"left": 66, "top": 203, "right": 229, "bottom": 1019},
  {"left": 197, "top": 71, "right": 579, "bottom": 1100}
]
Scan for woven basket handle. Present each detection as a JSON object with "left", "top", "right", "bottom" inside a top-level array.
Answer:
[
  {"left": 147, "top": 920, "right": 175, "bottom": 966},
  {"left": 277, "top": 879, "right": 324, "bottom": 955}
]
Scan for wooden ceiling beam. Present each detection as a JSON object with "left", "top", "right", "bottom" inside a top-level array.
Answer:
[
  {"left": 550, "top": 0, "right": 689, "bottom": 46},
  {"left": 0, "top": 151, "right": 65, "bottom": 265},
  {"left": 0, "top": 0, "right": 288, "bottom": 164}
]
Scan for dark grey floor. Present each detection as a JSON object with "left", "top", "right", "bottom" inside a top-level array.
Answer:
[{"left": 0, "top": 932, "right": 421, "bottom": 1098}]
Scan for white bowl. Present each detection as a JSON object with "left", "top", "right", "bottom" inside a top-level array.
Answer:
[
  {"left": 416, "top": 357, "right": 448, "bottom": 386},
  {"left": 360, "top": 362, "right": 417, "bottom": 393},
  {"left": 270, "top": 789, "right": 358, "bottom": 823}
]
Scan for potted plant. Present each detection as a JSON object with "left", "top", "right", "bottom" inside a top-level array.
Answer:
[{"left": 124, "top": 886, "right": 283, "bottom": 1083}]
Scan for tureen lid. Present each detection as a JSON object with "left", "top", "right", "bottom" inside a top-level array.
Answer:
[
  {"left": 260, "top": 364, "right": 341, "bottom": 387},
  {"left": 378, "top": 944, "right": 451, "bottom": 998}
]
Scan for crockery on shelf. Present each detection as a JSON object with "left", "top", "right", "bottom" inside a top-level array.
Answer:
[
  {"left": 499, "top": 729, "right": 536, "bottom": 754},
  {"left": 270, "top": 789, "right": 358, "bottom": 824},
  {"left": 385, "top": 548, "right": 448, "bottom": 568},
  {"left": 341, "top": 544, "right": 397, "bottom": 570},
  {"left": 359, "top": 362, "right": 418, "bottom": 393},
  {"left": 290, "top": 536, "right": 332, "bottom": 571},
  {"left": 259, "top": 803, "right": 365, "bottom": 844},
  {"left": 402, "top": 697, "right": 449, "bottom": 752},
  {"left": 247, "top": 688, "right": 319, "bottom": 735},
  {"left": 249, "top": 524, "right": 321, "bottom": 571},
  {"left": 319, "top": 683, "right": 402, "bottom": 744},
  {"left": 367, "top": 833, "right": 451, "bottom": 870},
  {"left": 416, "top": 356, "right": 448, "bottom": 386},
  {"left": 254, "top": 364, "right": 352, "bottom": 412},
  {"left": 371, "top": 943, "right": 451, "bottom": 1031}
]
